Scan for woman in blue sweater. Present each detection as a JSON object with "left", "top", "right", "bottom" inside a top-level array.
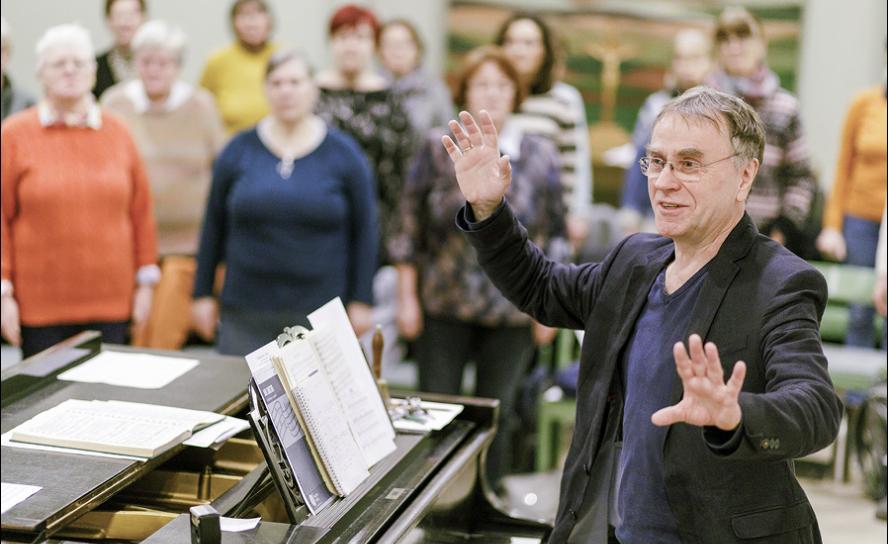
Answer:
[{"left": 192, "top": 50, "right": 377, "bottom": 355}]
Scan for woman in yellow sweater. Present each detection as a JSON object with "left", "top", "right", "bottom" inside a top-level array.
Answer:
[
  {"left": 199, "top": 0, "right": 277, "bottom": 134},
  {"left": 817, "top": 78, "right": 887, "bottom": 348}
]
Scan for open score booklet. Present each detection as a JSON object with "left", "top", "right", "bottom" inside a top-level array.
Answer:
[
  {"left": 7, "top": 399, "right": 224, "bottom": 458},
  {"left": 270, "top": 298, "right": 396, "bottom": 496}
]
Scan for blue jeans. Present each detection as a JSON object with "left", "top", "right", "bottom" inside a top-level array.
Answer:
[{"left": 843, "top": 215, "right": 886, "bottom": 349}]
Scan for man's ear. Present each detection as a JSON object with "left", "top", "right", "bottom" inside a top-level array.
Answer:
[{"left": 736, "top": 158, "right": 759, "bottom": 202}]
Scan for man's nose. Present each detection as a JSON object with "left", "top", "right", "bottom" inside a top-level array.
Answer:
[{"left": 653, "top": 164, "right": 681, "bottom": 190}]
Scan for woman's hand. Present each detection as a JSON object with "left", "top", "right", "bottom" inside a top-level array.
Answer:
[
  {"left": 816, "top": 228, "right": 846, "bottom": 261},
  {"left": 192, "top": 297, "right": 219, "bottom": 342},
  {"left": 131, "top": 284, "right": 154, "bottom": 340},
  {"left": 347, "top": 302, "right": 374, "bottom": 337},
  {"left": 1, "top": 294, "right": 21, "bottom": 346},
  {"left": 441, "top": 110, "right": 512, "bottom": 221},
  {"left": 397, "top": 293, "right": 423, "bottom": 340},
  {"left": 532, "top": 321, "right": 558, "bottom": 346}
]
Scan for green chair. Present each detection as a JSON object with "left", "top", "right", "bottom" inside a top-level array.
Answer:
[
  {"left": 535, "top": 329, "right": 580, "bottom": 471},
  {"left": 809, "top": 260, "right": 881, "bottom": 343}
]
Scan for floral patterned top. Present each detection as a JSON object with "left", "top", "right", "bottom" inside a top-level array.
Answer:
[
  {"left": 316, "top": 87, "right": 415, "bottom": 265},
  {"left": 389, "top": 127, "right": 570, "bottom": 326}
]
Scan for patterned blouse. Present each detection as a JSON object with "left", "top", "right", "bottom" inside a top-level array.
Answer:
[
  {"left": 316, "top": 87, "right": 415, "bottom": 264},
  {"left": 389, "top": 128, "right": 570, "bottom": 326}
]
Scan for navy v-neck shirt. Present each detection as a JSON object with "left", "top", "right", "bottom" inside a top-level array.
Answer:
[{"left": 616, "top": 265, "right": 709, "bottom": 543}]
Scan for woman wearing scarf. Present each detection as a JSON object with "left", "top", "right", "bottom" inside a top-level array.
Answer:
[{"left": 707, "top": 7, "right": 817, "bottom": 258}]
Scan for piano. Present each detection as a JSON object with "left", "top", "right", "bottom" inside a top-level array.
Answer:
[{"left": 1, "top": 332, "right": 553, "bottom": 543}]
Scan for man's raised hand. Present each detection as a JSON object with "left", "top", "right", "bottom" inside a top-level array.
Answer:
[{"left": 441, "top": 110, "right": 511, "bottom": 221}]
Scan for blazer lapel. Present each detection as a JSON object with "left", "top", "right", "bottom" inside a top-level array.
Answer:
[{"left": 665, "top": 214, "right": 759, "bottom": 407}]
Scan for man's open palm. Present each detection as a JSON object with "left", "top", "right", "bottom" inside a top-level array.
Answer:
[
  {"left": 652, "top": 334, "right": 746, "bottom": 431},
  {"left": 441, "top": 111, "right": 512, "bottom": 220}
]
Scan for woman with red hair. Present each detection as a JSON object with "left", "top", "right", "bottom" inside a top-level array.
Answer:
[{"left": 315, "top": 4, "right": 414, "bottom": 267}]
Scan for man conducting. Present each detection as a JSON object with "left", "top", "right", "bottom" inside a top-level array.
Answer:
[{"left": 442, "top": 87, "right": 842, "bottom": 543}]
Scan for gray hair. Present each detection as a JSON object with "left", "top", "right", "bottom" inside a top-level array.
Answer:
[
  {"left": 35, "top": 23, "right": 95, "bottom": 72},
  {"left": 132, "top": 20, "right": 187, "bottom": 63},
  {"left": 654, "top": 86, "right": 765, "bottom": 164},
  {"left": 265, "top": 49, "right": 314, "bottom": 80}
]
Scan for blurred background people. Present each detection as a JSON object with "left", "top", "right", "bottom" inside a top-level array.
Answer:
[
  {"left": 619, "top": 28, "right": 711, "bottom": 234},
  {"left": 817, "top": 67, "right": 887, "bottom": 348},
  {"left": 874, "top": 205, "right": 887, "bottom": 324},
  {"left": 2, "top": 16, "right": 35, "bottom": 122},
  {"left": 707, "top": 6, "right": 818, "bottom": 258},
  {"left": 200, "top": 0, "right": 277, "bottom": 134},
  {"left": 1, "top": 24, "right": 158, "bottom": 358},
  {"left": 377, "top": 18, "right": 454, "bottom": 138},
  {"left": 102, "top": 20, "right": 226, "bottom": 349},
  {"left": 192, "top": 50, "right": 377, "bottom": 356},
  {"left": 391, "top": 46, "right": 569, "bottom": 488},
  {"left": 495, "top": 12, "right": 591, "bottom": 255},
  {"left": 93, "top": 0, "right": 146, "bottom": 98},
  {"left": 315, "top": 4, "right": 414, "bottom": 265}
]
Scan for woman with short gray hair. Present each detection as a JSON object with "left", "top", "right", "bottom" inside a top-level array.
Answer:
[
  {"left": 102, "top": 20, "right": 226, "bottom": 349},
  {"left": 1, "top": 23, "right": 158, "bottom": 358}
]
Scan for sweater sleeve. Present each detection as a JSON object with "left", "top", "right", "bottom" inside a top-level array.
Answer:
[
  {"left": 193, "top": 137, "right": 238, "bottom": 298},
  {"left": 342, "top": 137, "right": 378, "bottom": 305},
  {"left": 125, "top": 127, "right": 158, "bottom": 269},
  {"left": 823, "top": 92, "right": 866, "bottom": 231},
  {"left": 388, "top": 135, "right": 437, "bottom": 264},
  {"left": 1, "top": 123, "right": 18, "bottom": 282},
  {"left": 775, "top": 106, "right": 817, "bottom": 234}
]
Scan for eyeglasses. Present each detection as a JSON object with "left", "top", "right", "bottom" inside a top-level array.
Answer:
[
  {"left": 639, "top": 153, "right": 738, "bottom": 183},
  {"left": 715, "top": 25, "right": 754, "bottom": 42}
]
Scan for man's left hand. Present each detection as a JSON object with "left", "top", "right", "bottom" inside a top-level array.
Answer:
[{"left": 652, "top": 334, "right": 746, "bottom": 431}]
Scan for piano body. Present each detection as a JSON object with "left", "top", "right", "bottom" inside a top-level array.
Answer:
[{"left": 1, "top": 332, "right": 553, "bottom": 543}]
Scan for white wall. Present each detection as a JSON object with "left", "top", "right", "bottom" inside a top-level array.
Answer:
[
  {"left": 2, "top": 0, "right": 450, "bottom": 96},
  {"left": 798, "top": 0, "right": 886, "bottom": 192}
]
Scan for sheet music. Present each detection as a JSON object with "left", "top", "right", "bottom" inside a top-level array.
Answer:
[
  {"left": 8, "top": 399, "right": 192, "bottom": 457},
  {"left": 57, "top": 351, "right": 199, "bottom": 389},
  {"left": 277, "top": 341, "right": 369, "bottom": 496},
  {"left": 308, "top": 298, "right": 395, "bottom": 466}
]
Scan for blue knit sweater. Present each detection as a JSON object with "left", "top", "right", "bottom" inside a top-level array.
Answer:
[{"left": 193, "top": 126, "right": 377, "bottom": 313}]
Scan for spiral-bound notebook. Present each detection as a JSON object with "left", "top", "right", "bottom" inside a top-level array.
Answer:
[{"left": 273, "top": 337, "right": 370, "bottom": 496}]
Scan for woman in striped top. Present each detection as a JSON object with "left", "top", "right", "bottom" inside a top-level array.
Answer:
[{"left": 495, "top": 12, "right": 592, "bottom": 252}]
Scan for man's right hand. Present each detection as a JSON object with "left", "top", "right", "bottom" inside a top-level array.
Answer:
[
  {"left": 191, "top": 297, "right": 218, "bottom": 342},
  {"left": 441, "top": 110, "right": 512, "bottom": 221},
  {"left": 1, "top": 295, "right": 21, "bottom": 346}
]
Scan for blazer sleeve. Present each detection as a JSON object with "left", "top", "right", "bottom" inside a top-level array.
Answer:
[
  {"left": 458, "top": 201, "right": 627, "bottom": 330},
  {"left": 705, "top": 265, "right": 843, "bottom": 461}
]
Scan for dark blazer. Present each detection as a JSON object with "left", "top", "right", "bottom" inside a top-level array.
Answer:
[
  {"left": 92, "top": 50, "right": 117, "bottom": 99},
  {"left": 459, "top": 204, "right": 842, "bottom": 543}
]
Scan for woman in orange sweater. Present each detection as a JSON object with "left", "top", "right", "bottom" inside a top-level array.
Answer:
[
  {"left": 1, "top": 24, "right": 158, "bottom": 358},
  {"left": 817, "top": 76, "right": 887, "bottom": 348}
]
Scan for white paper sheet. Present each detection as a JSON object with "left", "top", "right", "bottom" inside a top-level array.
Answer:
[
  {"left": 308, "top": 298, "right": 395, "bottom": 466},
  {"left": 1, "top": 482, "right": 42, "bottom": 514},
  {"left": 391, "top": 400, "right": 464, "bottom": 433},
  {"left": 184, "top": 416, "right": 250, "bottom": 448},
  {"left": 220, "top": 516, "right": 261, "bottom": 532},
  {"left": 57, "top": 351, "right": 199, "bottom": 389}
]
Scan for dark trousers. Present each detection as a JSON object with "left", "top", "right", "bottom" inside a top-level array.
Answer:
[
  {"left": 416, "top": 315, "right": 534, "bottom": 485},
  {"left": 20, "top": 321, "right": 128, "bottom": 359}
]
